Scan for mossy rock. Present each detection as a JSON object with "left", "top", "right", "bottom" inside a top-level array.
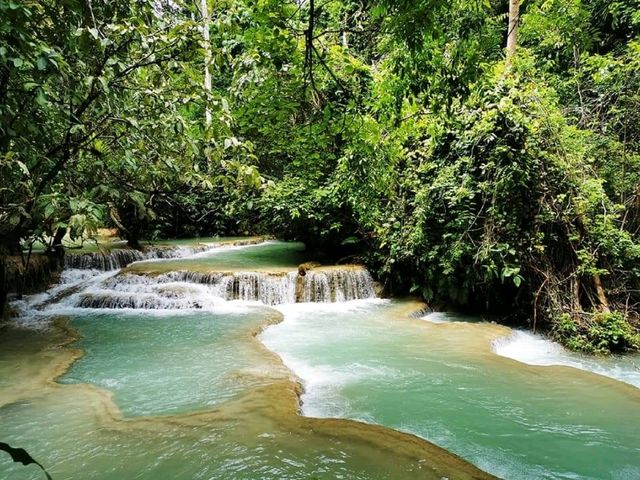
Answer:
[{"left": 297, "top": 262, "right": 322, "bottom": 276}]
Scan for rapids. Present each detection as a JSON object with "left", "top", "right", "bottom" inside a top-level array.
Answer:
[
  {"left": 262, "top": 301, "right": 640, "bottom": 480},
  {"left": 2, "top": 238, "right": 639, "bottom": 480}
]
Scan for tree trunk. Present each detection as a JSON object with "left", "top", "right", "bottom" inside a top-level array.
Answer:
[
  {"left": 506, "top": 0, "right": 520, "bottom": 63},
  {"left": 50, "top": 227, "right": 67, "bottom": 259},
  {"left": 593, "top": 274, "right": 611, "bottom": 313},
  {"left": 201, "top": 0, "right": 212, "bottom": 127},
  {"left": 0, "top": 256, "right": 7, "bottom": 317},
  {"left": 571, "top": 276, "right": 581, "bottom": 312}
]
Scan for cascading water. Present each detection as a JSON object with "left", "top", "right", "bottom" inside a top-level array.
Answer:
[
  {"left": 64, "top": 244, "right": 214, "bottom": 270},
  {"left": 16, "top": 240, "right": 378, "bottom": 319},
  {"left": 222, "top": 271, "right": 298, "bottom": 305},
  {"left": 65, "top": 249, "right": 146, "bottom": 270},
  {"left": 298, "top": 268, "right": 375, "bottom": 302},
  {"left": 492, "top": 330, "right": 640, "bottom": 388},
  {"left": 52, "top": 266, "right": 375, "bottom": 311},
  {"left": 76, "top": 291, "right": 206, "bottom": 310}
]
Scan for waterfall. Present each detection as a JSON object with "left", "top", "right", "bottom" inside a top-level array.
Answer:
[
  {"left": 157, "top": 268, "right": 374, "bottom": 304},
  {"left": 88, "top": 271, "right": 297, "bottom": 306},
  {"left": 64, "top": 245, "right": 212, "bottom": 271},
  {"left": 77, "top": 292, "right": 205, "bottom": 310},
  {"left": 60, "top": 266, "right": 375, "bottom": 310},
  {"left": 222, "top": 272, "right": 297, "bottom": 305},
  {"left": 65, "top": 249, "right": 146, "bottom": 270},
  {"left": 298, "top": 268, "right": 375, "bottom": 302}
]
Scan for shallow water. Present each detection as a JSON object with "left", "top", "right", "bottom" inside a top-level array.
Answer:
[
  {"left": 493, "top": 329, "right": 640, "bottom": 388},
  {"left": 148, "top": 235, "right": 250, "bottom": 247},
  {"left": 0, "top": 312, "right": 483, "bottom": 480},
  {"left": 2, "top": 238, "right": 640, "bottom": 480},
  {"left": 128, "top": 240, "right": 308, "bottom": 273},
  {"left": 262, "top": 301, "right": 640, "bottom": 480},
  {"left": 59, "top": 310, "right": 276, "bottom": 416}
]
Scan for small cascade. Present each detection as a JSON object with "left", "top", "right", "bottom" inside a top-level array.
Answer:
[
  {"left": 160, "top": 271, "right": 229, "bottom": 286},
  {"left": 65, "top": 249, "right": 146, "bottom": 270},
  {"left": 64, "top": 245, "right": 213, "bottom": 271},
  {"left": 298, "top": 267, "right": 375, "bottom": 303},
  {"left": 155, "top": 268, "right": 373, "bottom": 305},
  {"left": 77, "top": 291, "right": 205, "bottom": 310},
  {"left": 222, "top": 272, "right": 297, "bottom": 305}
]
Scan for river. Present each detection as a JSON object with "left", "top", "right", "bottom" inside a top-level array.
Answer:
[{"left": 1, "top": 239, "right": 638, "bottom": 479}]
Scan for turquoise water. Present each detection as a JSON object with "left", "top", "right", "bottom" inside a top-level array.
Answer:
[
  {"left": 0, "top": 307, "right": 478, "bottom": 480},
  {"left": 31, "top": 235, "right": 248, "bottom": 253},
  {"left": 59, "top": 309, "right": 273, "bottom": 416},
  {"left": 129, "top": 241, "right": 307, "bottom": 273},
  {"left": 3, "top": 238, "right": 640, "bottom": 479},
  {"left": 0, "top": 387, "right": 439, "bottom": 480},
  {"left": 147, "top": 236, "right": 249, "bottom": 246},
  {"left": 262, "top": 301, "right": 640, "bottom": 480}
]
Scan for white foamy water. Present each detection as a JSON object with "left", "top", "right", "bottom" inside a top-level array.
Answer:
[
  {"left": 493, "top": 330, "right": 640, "bottom": 389},
  {"left": 262, "top": 299, "right": 392, "bottom": 417},
  {"left": 299, "top": 269, "right": 375, "bottom": 302},
  {"left": 10, "top": 269, "right": 120, "bottom": 328},
  {"left": 278, "top": 353, "right": 397, "bottom": 419}
]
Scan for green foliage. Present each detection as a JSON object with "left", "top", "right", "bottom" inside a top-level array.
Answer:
[
  {"left": 3, "top": 0, "right": 640, "bottom": 353},
  {"left": 240, "top": 0, "right": 640, "bottom": 353},
  {"left": 258, "top": 176, "right": 355, "bottom": 249},
  {"left": 554, "top": 312, "right": 640, "bottom": 354},
  {"left": 0, "top": 0, "right": 262, "bottom": 250}
]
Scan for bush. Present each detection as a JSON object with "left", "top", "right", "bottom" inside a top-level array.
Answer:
[{"left": 553, "top": 312, "right": 640, "bottom": 355}]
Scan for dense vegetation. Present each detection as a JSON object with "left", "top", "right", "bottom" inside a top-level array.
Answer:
[{"left": 2, "top": 0, "right": 640, "bottom": 353}]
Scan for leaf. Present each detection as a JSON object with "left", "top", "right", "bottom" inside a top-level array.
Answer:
[
  {"left": 341, "top": 236, "right": 360, "bottom": 246},
  {"left": 16, "top": 160, "right": 29, "bottom": 175},
  {"left": 35, "top": 90, "right": 48, "bottom": 107},
  {"left": 37, "top": 56, "right": 48, "bottom": 70},
  {"left": 97, "top": 76, "right": 109, "bottom": 92},
  {"left": 70, "top": 124, "right": 85, "bottom": 134},
  {"left": 0, "top": 442, "right": 52, "bottom": 480}
]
